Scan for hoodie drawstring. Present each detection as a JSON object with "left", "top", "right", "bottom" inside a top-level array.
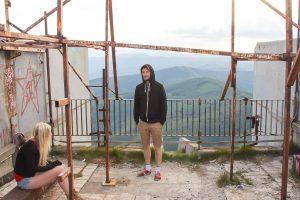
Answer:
[{"left": 145, "top": 82, "right": 150, "bottom": 122}]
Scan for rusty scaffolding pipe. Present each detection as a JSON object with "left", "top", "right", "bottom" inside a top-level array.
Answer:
[
  {"left": 104, "top": 0, "right": 111, "bottom": 184},
  {"left": 57, "top": 0, "right": 74, "bottom": 199},
  {"left": 25, "top": 0, "right": 72, "bottom": 33},
  {"left": 260, "top": 0, "right": 300, "bottom": 30},
  {"left": 44, "top": 11, "right": 55, "bottom": 147},
  {"left": 4, "top": 0, "right": 10, "bottom": 32},
  {"left": 0, "top": 30, "right": 288, "bottom": 61},
  {"left": 0, "top": 1, "right": 298, "bottom": 198},
  {"left": 281, "top": 1, "right": 293, "bottom": 199},
  {"left": 229, "top": 0, "right": 236, "bottom": 181},
  {"left": 108, "top": 0, "right": 119, "bottom": 100}
]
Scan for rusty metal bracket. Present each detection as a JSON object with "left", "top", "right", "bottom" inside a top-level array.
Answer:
[
  {"left": 8, "top": 51, "right": 21, "bottom": 60},
  {"left": 55, "top": 98, "right": 69, "bottom": 107}
]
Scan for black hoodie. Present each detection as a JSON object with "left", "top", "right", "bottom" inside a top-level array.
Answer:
[{"left": 134, "top": 64, "right": 167, "bottom": 125}]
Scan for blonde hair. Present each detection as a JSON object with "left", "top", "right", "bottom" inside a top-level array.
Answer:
[{"left": 33, "top": 122, "right": 52, "bottom": 166}]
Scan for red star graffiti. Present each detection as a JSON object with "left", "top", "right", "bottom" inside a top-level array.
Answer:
[{"left": 16, "top": 59, "right": 41, "bottom": 116}]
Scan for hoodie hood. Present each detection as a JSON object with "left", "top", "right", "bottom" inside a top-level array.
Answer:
[{"left": 140, "top": 64, "right": 155, "bottom": 83}]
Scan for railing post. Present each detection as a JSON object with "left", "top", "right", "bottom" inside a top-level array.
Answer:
[
  {"left": 102, "top": 68, "right": 106, "bottom": 146},
  {"left": 96, "top": 98, "right": 100, "bottom": 147},
  {"left": 255, "top": 116, "right": 259, "bottom": 145},
  {"left": 243, "top": 98, "right": 248, "bottom": 147}
]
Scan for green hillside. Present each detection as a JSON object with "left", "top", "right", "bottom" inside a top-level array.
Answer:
[
  {"left": 166, "top": 77, "right": 252, "bottom": 99},
  {"left": 89, "top": 66, "right": 253, "bottom": 99}
]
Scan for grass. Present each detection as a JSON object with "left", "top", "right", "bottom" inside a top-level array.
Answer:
[
  {"left": 199, "top": 148, "right": 229, "bottom": 163},
  {"left": 75, "top": 146, "right": 143, "bottom": 163},
  {"left": 216, "top": 172, "right": 241, "bottom": 188},
  {"left": 51, "top": 145, "right": 201, "bottom": 164},
  {"left": 288, "top": 142, "right": 300, "bottom": 183},
  {"left": 290, "top": 142, "right": 300, "bottom": 155},
  {"left": 290, "top": 168, "right": 300, "bottom": 183},
  {"left": 50, "top": 145, "right": 283, "bottom": 165},
  {"left": 73, "top": 164, "right": 88, "bottom": 178},
  {"left": 74, "top": 172, "right": 83, "bottom": 178},
  {"left": 216, "top": 170, "right": 253, "bottom": 188}
]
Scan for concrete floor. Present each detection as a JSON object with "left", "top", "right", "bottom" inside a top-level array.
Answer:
[
  {"left": 1, "top": 156, "right": 300, "bottom": 200},
  {"left": 39, "top": 156, "right": 300, "bottom": 200}
]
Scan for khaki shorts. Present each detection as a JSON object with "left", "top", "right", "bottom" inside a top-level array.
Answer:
[{"left": 138, "top": 120, "right": 163, "bottom": 149}]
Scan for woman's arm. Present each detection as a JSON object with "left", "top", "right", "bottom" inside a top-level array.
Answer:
[{"left": 24, "top": 143, "right": 62, "bottom": 174}]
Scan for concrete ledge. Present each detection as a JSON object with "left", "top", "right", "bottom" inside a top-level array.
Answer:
[
  {"left": 292, "top": 122, "right": 300, "bottom": 148},
  {"left": 0, "top": 171, "right": 14, "bottom": 188},
  {"left": 0, "top": 144, "right": 15, "bottom": 162},
  {"left": 2, "top": 185, "right": 50, "bottom": 200},
  {"left": 0, "top": 144, "right": 15, "bottom": 180},
  {"left": 178, "top": 137, "right": 199, "bottom": 154}
]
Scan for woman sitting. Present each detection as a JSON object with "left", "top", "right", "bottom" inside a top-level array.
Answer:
[{"left": 14, "top": 122, "right": 82, "bottom": 199}]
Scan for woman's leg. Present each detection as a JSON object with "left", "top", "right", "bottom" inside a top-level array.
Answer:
[
  {"left": 58, "top": 173, "right": 70, "bottom": 195},
  {"left": 28, "top": 165, "right": 69, "bottom": 194}
]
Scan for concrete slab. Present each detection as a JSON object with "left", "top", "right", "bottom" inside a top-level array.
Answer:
[
  {"left": 80, "top": 162, "right": 225, "bottom": 200},
  {"left": 2, "top": 155, "right": 300, "bottom": 200}
]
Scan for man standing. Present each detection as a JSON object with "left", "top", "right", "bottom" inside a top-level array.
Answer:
[{"left": 134, "top": 64, "right": 167, "bottom": 181}]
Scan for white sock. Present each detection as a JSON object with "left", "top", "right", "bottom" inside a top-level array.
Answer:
[
  {"left": 155, "top": 166, "right": 161, "bottom": 174},
  {"left": 145, "top": 164, "right": 151, "bottom": 171}
]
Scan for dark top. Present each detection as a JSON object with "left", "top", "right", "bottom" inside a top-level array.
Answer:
[
  {"left": 14, "top": 140, "right": 57, "bottom": 178},
  {"left": 134, "top": 64, "right": 167, "bottom": 125}
]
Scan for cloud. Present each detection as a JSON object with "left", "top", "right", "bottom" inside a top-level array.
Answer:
[{"left": 169, "top": 23, "right": 285, "bottom": 41}]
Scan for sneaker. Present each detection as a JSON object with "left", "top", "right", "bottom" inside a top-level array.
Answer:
[
  {"left": 137, "top": 169, "right": 151, "bottom": 177},
  {"left": 154, "top": 172, "right": 161, "bottom": 181}
]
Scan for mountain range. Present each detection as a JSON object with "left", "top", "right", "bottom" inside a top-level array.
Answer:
[{"left": 89, "top": 66, "right": 252, "bottom": 99}]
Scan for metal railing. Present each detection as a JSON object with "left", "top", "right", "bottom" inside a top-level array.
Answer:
[
  {"left": 51, "top": 98, "right": 285, "bottom": 141},
  {"left": 108, "top": 99, "right": 285, "bottom": 138},
  {"left": 52, "top": 99, "right": 99, "bottom": 138}
]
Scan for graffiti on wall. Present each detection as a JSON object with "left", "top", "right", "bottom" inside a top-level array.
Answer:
[
  {"left": 0, "top": 62, "right": 11, "bottom": 148},
  {"left": 0, "top": 52, "right": 46, "bottom": 147},
  {"left": 4, "top": 63, "right": 16, "bottom": 117},
  {"left": 0, "top": 127, "right": 10, "bottom": 147},
  {"left": 14, "top": 53, "right": 46, "bottom": 136},
  {"left": 16, "top": 59, "right": 41, "bottom": 116}
]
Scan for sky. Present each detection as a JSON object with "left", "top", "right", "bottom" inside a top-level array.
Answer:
[{"left": 0, "top": 0, "right": 299, "bottom": 57}]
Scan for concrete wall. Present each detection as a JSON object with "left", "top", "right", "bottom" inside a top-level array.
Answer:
[
  {"left": 0, "top": 51, "right": 47, "bottom": 141},
  {"left": 48, "top": 48, "right": 89, "bottom": 100},
  {"left": 46, "top": 48, "right": 92, "bottom": 145},
  {"left": 15, "top": 52, "right": 47, "bottom": 135},
  {"left": 0, "top": 47, "right": 91, "bottom": 183},
  {"left": 0, "top": 53, "right": 10, "bottom": 149},
  {"left": 253, "top": 39, "right": 297, "bottom": 147},
  {"left": 0, "top": 50, "right": 48, "bottom": 185}
]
